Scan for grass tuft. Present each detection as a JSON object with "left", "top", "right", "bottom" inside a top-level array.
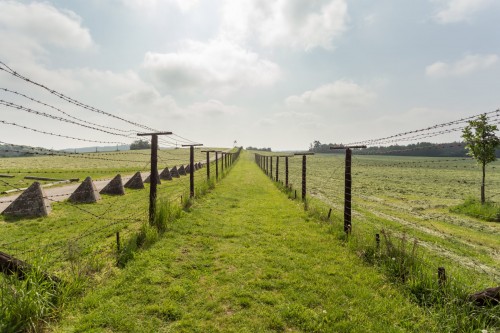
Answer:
[{"left": 450, "top": 197, "right": 500, "bottom": 222}]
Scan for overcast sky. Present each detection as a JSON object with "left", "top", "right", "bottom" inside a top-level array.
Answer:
[{"left": 0, "top": 0, "right": 499, "bottom": 150}]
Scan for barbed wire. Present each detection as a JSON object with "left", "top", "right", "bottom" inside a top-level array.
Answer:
[
  {"left": 0, "top": 61, "right": 157, "bottom": 132},
  {"left": 0, "top": 99, "right": 137, "bottom": 141},
  {"left": 347, "top": 109, "right": 500, "bottom": 146},
  {"left": 0, "top": 119, "right": 127, "bottom": 145},
  {"left": 0, "top": 87, "right": 138, "bottom": 135}
]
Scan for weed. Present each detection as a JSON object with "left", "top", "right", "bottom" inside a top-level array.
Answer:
[{"left": 0, "top": 260, "right": 80, "bottom": 332}]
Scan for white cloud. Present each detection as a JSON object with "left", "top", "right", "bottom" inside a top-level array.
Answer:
[
  {"left": 187, "top": 99, "right": 240, "bottom": 116},
  {"left": 285, "top": 80, "right": 376, "bottom": 110},
  {"left": 0, "top": 1, "right": 93, "bottom": 62},
  {"left": 221, "top": 0, "right": 348, "bottom": 50},
  {"left": 116, "top": 86, "right": 240, "bottom": 119},
  {"left": 121, "top": 0, "right": 199, "bottom": 12},
  {"left": 432, "top": 0, "right": 494, "bottom": 24},
  {"left": 142, "top": 39, "right": 280, "bottom": 95},
  {"left": 426, "top": 54, "right": 498, "bottom": 77}
]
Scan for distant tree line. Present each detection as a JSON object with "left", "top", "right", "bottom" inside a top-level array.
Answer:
[
  {"left": 246, "top": 146, "right": 272, "bottom": 152},
  {"left": 308, "top": 140, "right": 500, "bottom": 157},
  {"left": 130, "top": 140, "right": 151, "bottom": 150},
  {"left": 0, "top": 145, "right": 45, "bottom": 157}
]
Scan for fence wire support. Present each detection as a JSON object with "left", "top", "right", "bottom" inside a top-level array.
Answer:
[
  {"left": 329, "top": 145, "right": 367, "bottom": 235},
  {"left": 137, "top": 131, "right": 172, "bottom": 225},
  {"left": 182, "top": 144, "right": 204, "bottom": 198}
]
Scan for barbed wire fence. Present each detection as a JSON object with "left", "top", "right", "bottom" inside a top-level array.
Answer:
[
  {"left": 252, "top": 108, "right": 500, "bottom": 282},
  {"left": 0, "top": 61, "right": 241, "bottom": 282}
]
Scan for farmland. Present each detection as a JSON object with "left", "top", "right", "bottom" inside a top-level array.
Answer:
[
  {"left": 0, "top": 148, "right": 219, "bottom": 277},
  {"left": 0, "top": 148, "right": 209, "bottom": 194},
  {"left": 280, "top": 154, "right": 500, "bottom": 285},
  {"left": 1, "top": 150, "right": 499, "bottom": 332}
]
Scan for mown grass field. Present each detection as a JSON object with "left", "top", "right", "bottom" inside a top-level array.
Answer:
[
  {"left": 50, "top": 152, "right": 438, "bottom": 332},
  {"left": 1, "top": 151, "right": 499, "bottom": 332},
  {"left": 0, "top": 148, "right": 220, "bottom": 278},
  {"left": 277, "top": 154, "right": 500, "bottom": 286},
  {"left": 0, "top": 148, "right": 209, "bottom": 194}
]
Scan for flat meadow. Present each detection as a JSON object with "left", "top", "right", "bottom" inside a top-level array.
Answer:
[
  {"left": 279, "top": 153, "right": 500, "bottom": 287},
  {"left": 0, "top": 148, "right": 208, "bottom": 193},
  {"left": 0, "top": 148, "right": 215, "bottom": 275}
]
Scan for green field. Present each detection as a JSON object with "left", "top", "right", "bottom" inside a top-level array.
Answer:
[
  {"left": 50, "top": 152, "right": 438, "bottom": 332},
  {"left": 0, "top": 148, "right": 223, "bottom": 277},
  {"left": 275, "top": 154, "right": 500, "bottom": 285},
  {"left": 1, "top": 151, "right": 499, "bottom": 332},
  {"left": 0, "top": 148, "right": 209, "bottom": 194}
]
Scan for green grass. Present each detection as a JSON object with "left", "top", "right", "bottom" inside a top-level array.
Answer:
[
  {"left": 0, "top": 148, "right": 212, "bottom": 194},
  {"left": 451, "top": 197, "right": 500, "bottom": 222},
  {"left": 50, "top": 152, "right": 436, "bottom": 332},
  {"left": 270, "top": 153, "right": 500, "bottom": 283},
  {"left": 0, "top": 149, "right": 237, "bottom": 332}
]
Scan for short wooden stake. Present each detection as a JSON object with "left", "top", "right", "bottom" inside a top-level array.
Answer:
[
  {"left": 116, "top": 232, "right": 121, "bottom": 252},
  {"left": 327, "top": 208, "right": 332, "bottom": 220},
  {"left": 438, "top": 267, "right": 447, "bottom": 287},
  {"left": 375, "top": 233, "right": 380, "bottom": 249}
]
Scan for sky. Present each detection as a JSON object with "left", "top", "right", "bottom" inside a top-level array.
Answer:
[{"left": 0, "top": 0, "right": 499, "bottom": 150}]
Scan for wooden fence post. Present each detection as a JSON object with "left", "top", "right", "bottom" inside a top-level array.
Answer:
[
  {"left": 330, "top": 145, "right": 366, "bottom": 235},
  {"left": 116, "top": 232, "right": 121, "bottom": 252},
  {"left": 276, "top": 156, "right": 279, "bottom": 182},
  {"left": 344, "top": 148, "right": 352, "bottom": 234},
  {"left": 206, "top": 151, "right": 210, "bottom": 180},
  {"left": 285, "top": 156, "right": 289, "bottom": 187},
  {"left": 438, "top": 267, "right": 447, "bottom": 287},
  {"left": 137, "top": 131, "right": 172, "bottom": 225},
  {"left": 182, "top": 144, "right": 203, "bottom": 198},
  {"left": 293, "top": 153, "right": 314, "bottom": 202}
]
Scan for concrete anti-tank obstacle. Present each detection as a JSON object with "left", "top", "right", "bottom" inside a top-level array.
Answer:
[
  {"left": 124, "top": 172, "right": 145, "bottom": 189},
  {"left": 185, "top": 164, "right": 191, "bottom": 173},
  {"left": 178, "top": 165, "right": 186, "bottom": 176},
  {"left": 100, "top": 174, "right": 125, "bottom": 195},
  {"left": 159, "top": 167, "right": 173, "bottom": 181},
  {"left": 144, "top": 173, "right": 161, "bottom": 184},
  {"left": 1, "top": 182, "right": 51, "bottom": 218},
  {"left": 170, "top": 166, "right": 180, "bottom": 178},
  {"left": 69, "top": 176, "right": 101, "bottom": 203}
]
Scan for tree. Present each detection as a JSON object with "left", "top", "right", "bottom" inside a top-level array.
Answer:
[
  {"left": 130, "top": 139, "right": 151, "bottom": 150},
  {"left": 462, "top": 114, "right": 500, "bottom": 204}
]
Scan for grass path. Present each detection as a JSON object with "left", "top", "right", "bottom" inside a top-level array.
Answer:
[{"left": 52, "top": 153, "right": 436, "bottom": 332}]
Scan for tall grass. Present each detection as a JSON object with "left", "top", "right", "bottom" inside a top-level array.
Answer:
[
  {"left": 271, "top": 176, "right": 500, "bottom": 332},
  {"left": 0, "top": 262, "right": 78, "bottom": 332}
]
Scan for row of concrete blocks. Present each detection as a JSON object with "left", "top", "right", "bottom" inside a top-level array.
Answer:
[{"left": 1, "top": 163, "right": 204, "bottom": 219}]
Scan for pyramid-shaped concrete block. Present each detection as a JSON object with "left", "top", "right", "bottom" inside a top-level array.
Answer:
[
  {"left": 124, "top": 172, "right": 145, "bottom": 189},
  {"left": 100, "top": 174, "right": 125, "bottom": 195},
  {"left": 170, "top": 166, "right": 180, "bottom": 178},
  {"left": 185, "top": 164, "right": 191, "bottom": 173},
  {"left": 194, "top": 163, "right": 199, "bottom": 171},
  {"left": 178, "top": 165, "right": 186, "bottom": 176},
  {"left": 159, "top": 167, "right": 173, "bottom": 181},
  {"left": 2, "top": 182, "right": 51, "bottom": 218},
  {"left": 198, "top": 162, "right": 203, "bottom": 169},
  {"left": 69, "top": 177, "right": 101, "bottom": 203},
  {"left": 144, "top": 173, "right": 161, "bottom": 184}
]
